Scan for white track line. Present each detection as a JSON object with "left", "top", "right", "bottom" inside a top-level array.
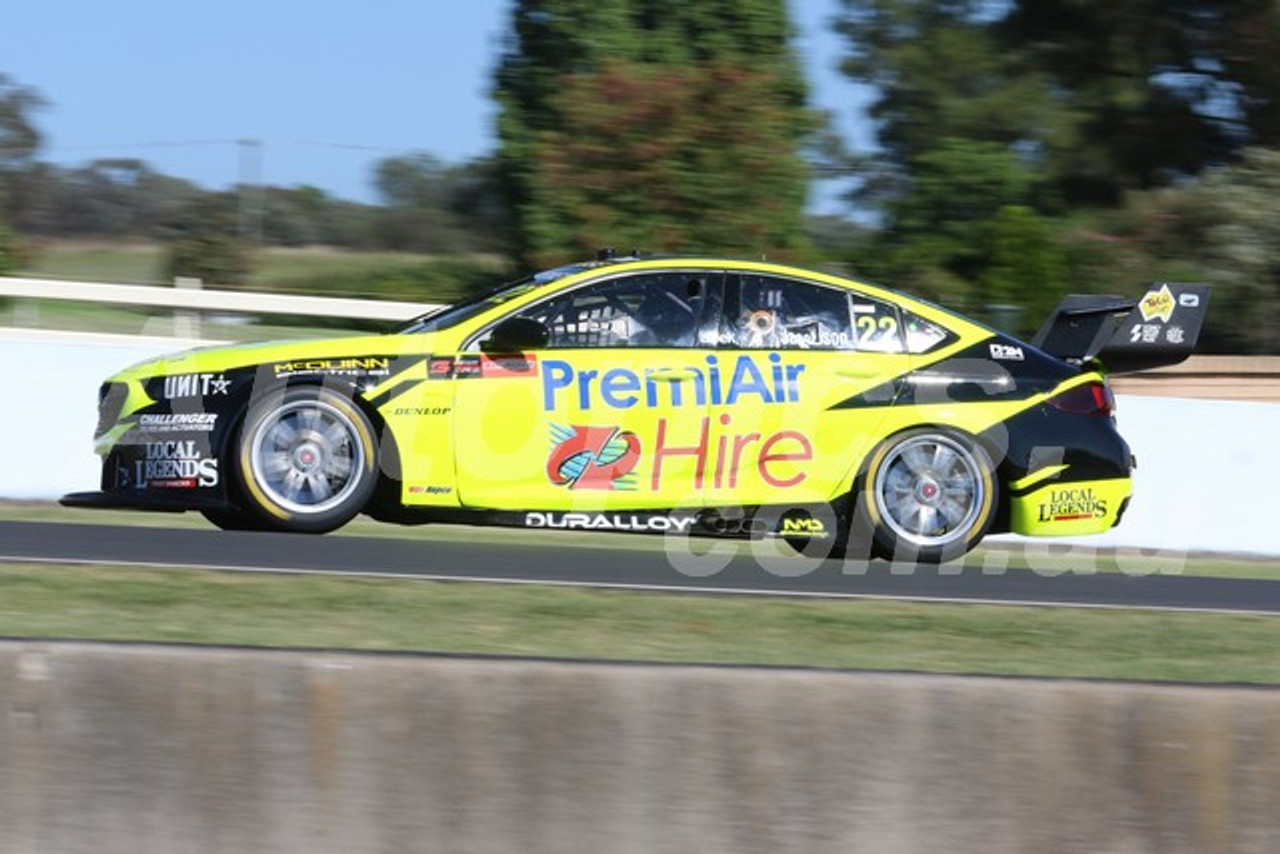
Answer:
[{"left": 3, "top": 554, "right": 1279, "bottom": 617}]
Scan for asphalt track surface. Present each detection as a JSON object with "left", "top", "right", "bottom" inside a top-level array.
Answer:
[{"left": 4, "top": 520, "right": 1280, "bottom": 615}]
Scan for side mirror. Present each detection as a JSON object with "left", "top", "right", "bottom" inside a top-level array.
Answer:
[{"left": 482, "top": 316, "right": 549, "bottom": 353}]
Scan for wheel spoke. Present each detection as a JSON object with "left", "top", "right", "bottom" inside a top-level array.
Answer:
[
  {"left": 938, "top": 496, "right": 969, "bottom": 527},
  {"left": 280, "top": 469, "right": 306, "bottom": 501},
  {"left": 266, "top": 420, "right": 297, "bottom": 450},
  {"left": 322, "top": 419, "right": 350, "bottom": 449},
  {"left": 307, "top": 473, "right": 333, "bottom": 502},
  {"left": 901, "top": 446, "right": 932, "bottom": 476},
  {"left": 325, "top": 454, "right": 353, "bottom": 480},
  {"left": 261, "top": 451, "right": 292, "bottom": 475}
]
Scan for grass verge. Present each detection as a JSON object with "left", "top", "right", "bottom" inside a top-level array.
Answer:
[{"left": 2, "top": 561, "right": 1279, "bottom": 684}]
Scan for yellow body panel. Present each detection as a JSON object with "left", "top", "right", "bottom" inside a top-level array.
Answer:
[{"left": 1009, "top": 478, "right": 1132, "bottom": 536}]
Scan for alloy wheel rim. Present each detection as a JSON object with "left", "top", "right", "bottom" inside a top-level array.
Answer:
[
  {"left": 249, "top": 400, "right": 364, "bottom": 515},
  {"left": 874, "top": 435, "right": 984, "bottom": 548}
]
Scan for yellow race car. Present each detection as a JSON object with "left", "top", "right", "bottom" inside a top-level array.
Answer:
[{"left": 65, "top": 254, "right": 1209, "bottom": 562}]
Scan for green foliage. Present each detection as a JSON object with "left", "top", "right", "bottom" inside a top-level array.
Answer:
[
  {"left": 833, "top": 0, "right": 1280, "bottom": 344},
  {"left": 524, "top": 60, "right": 813, "bottom": 266},
  {"left": 0, "top": 74, "right": 46, "bottom": 226},
  {"left": 161, "top": 194, "right": 252, "bottom": 287},
  {"left": 1181, "top": 148, "right": 1280, "bottom": 352},
  {"left": 496, "top": 0, "right": 815, "bottom": 266},
  {"left": 266, "top": 255, "right": 511, "bottom": 305},
  {"left": 979, "top": 206, "right": 1067, "bottom": 334},
  {"left": 0, "top": 225, "right": 20, "bottom": 276}
]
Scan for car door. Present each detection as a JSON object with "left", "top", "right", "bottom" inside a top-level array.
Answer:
[
  {"left": 450, "top": 270, "right": 722, "bottom": 511},
  {"left": 704, "top": 271, "right": 915, "bottom": 508}
]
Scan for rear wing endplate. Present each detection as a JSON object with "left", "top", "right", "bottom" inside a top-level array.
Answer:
[{"left": 1031, "top": 283, "right": 1211, "bottom": 374}]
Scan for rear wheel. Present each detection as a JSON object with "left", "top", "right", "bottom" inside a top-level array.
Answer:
[
  {"left": 854, "top": 428, "right": 997, "bottom": 563},
  {"left": 230, "top": 387, "right": 379, "bottom": 533}
]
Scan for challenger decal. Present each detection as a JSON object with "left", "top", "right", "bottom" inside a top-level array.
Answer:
[
  {"left": 137, "top": 413, "right": 218, "bottom": 433},
  {"left": 541, "top": 354, "right": 805, "bottom": 411},
  {"left": 546, "top": 425, "right": 641, "bottom": 490}
]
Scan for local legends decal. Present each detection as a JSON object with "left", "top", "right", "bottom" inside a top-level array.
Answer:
[
  {"left": 546, "top": 425, "right": 641, "bottom": 491},
  {"left": 1038, "top": 487, "right": 1108, "bottom": 522},
  {"left": 125, "top": 440, "right": 219, "bottom": 489}
]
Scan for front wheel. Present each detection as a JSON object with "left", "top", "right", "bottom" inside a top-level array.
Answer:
[
  {"left": 231, "top": 387, "right": 379, "bottom": 533},
  {"left": 854, "top": 428, "right": 997, "bottom": 564}
]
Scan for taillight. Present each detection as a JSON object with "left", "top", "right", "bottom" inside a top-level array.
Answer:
[{"left": 1048, "top": 381, "right": 1114, "bottom": 416}]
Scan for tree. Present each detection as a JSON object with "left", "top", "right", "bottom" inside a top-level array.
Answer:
[
  {"left": 162, "top": 194, "right": 252, "bottom": 286},
  {"left": 1184, "top": 147, "right": 1280, "bottom": 352},
  {"left": 0, "top": 74, "right": 46, "bottom": 226},
  {"left": 495, "top": 0, "right": 815, "bottom": 266}
]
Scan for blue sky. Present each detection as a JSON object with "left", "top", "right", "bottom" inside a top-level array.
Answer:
[{"left": 8, "top": 1, "right": 871, "bottom": 209}]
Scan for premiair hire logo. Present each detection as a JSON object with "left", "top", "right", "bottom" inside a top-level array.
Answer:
[{"left": 546, "top": 424, "right": 641, "bottom": 491}]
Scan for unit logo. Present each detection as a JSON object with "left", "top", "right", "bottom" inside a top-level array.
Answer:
[
  {"left": 163, "top": 374, "right": 230, "bottom": 399},
  {"left": 1038, "top": 487, "right": 1108, "bottom": 522},
  {"left": 546, "top": 424, "right": 641, "bottom": 490},
  {"left": 1138, "top": 285, "right": 1176, "bottom": 323}
]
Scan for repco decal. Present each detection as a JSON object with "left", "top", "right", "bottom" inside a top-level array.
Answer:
[
  {"left": 546, "top": 425, "right": 641, "bottom": 491},
  {"left": 1038, "top": 487, "right": 1108, "bottom": 522}
]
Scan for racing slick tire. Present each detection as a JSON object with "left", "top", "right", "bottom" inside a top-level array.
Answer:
[
  {"left": 228, "top": 386, "right": 379, "bottom": 534},
  {"left": 853, "top": 427, "right": 997, "bottom": 564},
  {"left": 199, "top": 506, "right": 271, "bottom": 532}
]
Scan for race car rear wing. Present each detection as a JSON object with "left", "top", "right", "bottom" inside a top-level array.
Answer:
[{"left": 1030, "top": 283, "right": 1212, "bottom": 373}]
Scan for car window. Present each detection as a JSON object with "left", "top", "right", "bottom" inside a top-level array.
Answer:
[
  {"left": 723, "top": 275, "right": 854, "bottom": 350},
  {"left": 901, "top": 311, "right": 954, "bottom": 354},
  {"left": 506, "top": 273, "right": 708, "bottom": 349}
]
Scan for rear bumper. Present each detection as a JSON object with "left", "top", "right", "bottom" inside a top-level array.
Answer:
[{"left": 1007, "top": 477, "right": 1133, "bottom": 537}]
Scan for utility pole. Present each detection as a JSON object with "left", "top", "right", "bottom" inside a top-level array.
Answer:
[{"left": 237, "top": 138, "right": 264, "bottom": 245}]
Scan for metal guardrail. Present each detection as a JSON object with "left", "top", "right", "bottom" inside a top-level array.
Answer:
[{"left": 0, "top": 276, "right": 441, "bottom": 325}]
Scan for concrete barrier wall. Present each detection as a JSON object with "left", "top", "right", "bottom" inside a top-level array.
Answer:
[
  {"left": 4, "top": 329, "right": 1279, "bottom": 556},
  {"left": 2, "top": 641, "right": 1279, "bottom": 854}
]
